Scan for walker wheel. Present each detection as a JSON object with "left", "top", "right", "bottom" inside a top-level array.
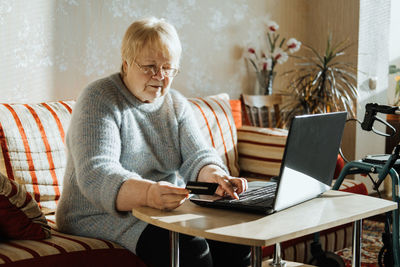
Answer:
[
  {"left": 378, "top": 245, "right": 393, "bottom": 267},
  {"left": 308, "top": 251, "right": 345, "bottom": 267}
]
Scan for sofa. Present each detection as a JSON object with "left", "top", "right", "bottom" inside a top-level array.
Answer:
[{"left": 0, "top": 93, "right": 367, "bottom": 266}]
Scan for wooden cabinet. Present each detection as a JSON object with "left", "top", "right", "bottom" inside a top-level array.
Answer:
[
  {"left": 385, "top": 114, "right": 400, "bottom": 154},
  {"left": 384, "top": 114, "right": 400, "bottom": 196}
]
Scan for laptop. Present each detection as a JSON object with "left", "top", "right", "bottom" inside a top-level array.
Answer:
[{"left": 190, "top": 111, "right": 348, "bottom": 214}]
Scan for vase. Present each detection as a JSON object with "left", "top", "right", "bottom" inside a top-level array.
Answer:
[
  {"left": 256, "top": 70, "right": 276, "bottom": 95},
  {"left": 264, "top": 71, "right": 276, "bottom": 95}
]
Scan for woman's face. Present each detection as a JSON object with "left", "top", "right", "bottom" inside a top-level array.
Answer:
[{"left": 122, "top": 48, "right": 179, "bottom": 103}]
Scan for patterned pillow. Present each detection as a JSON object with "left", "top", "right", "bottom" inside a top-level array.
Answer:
[
  {"left": 0, "top": 101, "right": 74, "bottom": 213},
  {"left": 0, "top": 173, "right": 51, "bottom": 240},
  {"left": 188, "top": 94, "right": 240, "bottom": 177},
  {"left": 237, "top": 125, "right": 288, "bottom": 177}
]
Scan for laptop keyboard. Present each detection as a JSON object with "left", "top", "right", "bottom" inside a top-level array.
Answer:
[{"left": 215, "top": 182, "right": 277, "bottom": 206}]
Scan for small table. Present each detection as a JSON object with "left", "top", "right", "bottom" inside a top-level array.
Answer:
[{"left": 132, "top": 190, "right": 397, "bottom": 267}]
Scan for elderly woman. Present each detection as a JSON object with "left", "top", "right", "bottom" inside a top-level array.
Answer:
[{"left": 56, "top": 17, "right": 250, "bottom": 266}]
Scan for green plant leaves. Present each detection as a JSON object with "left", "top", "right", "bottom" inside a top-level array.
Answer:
[
  {"left": 389, "top": 65, "right": 400, "bottom": 74},
  {"left": 281, "top": 36, "right": 357, "bottom": 126}
]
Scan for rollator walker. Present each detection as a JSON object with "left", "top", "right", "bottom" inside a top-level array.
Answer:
[{"left": 310, "top": 103, "right": 400, "bottom": 267}]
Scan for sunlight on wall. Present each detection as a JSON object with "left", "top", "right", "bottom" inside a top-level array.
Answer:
[
  {"left": 389, "top": 0, "right": 400, "bottom": 61},
  {"left": 355, "top": 0, "right": 391, "bottom": 192},
  {"left": 388, "top": 0, "right": 400, "bottom": 104},
  {"left": 1, "top": 1, "right": 396, "bottom": 177},
  {"left": 0, "top": 0, "right": 56, "bottom": 102},
  {"left": 0, "top": 0, "right": 271, "bottom": 103}
]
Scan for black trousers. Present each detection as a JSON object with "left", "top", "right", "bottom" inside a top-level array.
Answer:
[{"left": 136, "top": 223, "right": 251, "bottom": 267}]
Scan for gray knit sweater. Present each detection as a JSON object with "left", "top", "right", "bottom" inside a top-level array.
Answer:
[{"left": 56, "top": 73, "right": 227, "bottom": 253}]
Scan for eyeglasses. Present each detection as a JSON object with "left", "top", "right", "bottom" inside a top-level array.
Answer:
[{"left": 133, "top": 61, "right": 179, "bottom": 77}]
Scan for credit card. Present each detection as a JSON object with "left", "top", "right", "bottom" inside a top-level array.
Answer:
[{"left": 185, "top": 181, "right": 219, "bottom": 195}]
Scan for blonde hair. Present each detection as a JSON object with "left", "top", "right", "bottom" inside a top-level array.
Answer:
[{"left": 120, "top": 17, "right": 182, "bottom": 76}]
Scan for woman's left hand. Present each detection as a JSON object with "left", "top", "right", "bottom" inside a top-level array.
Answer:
[{"left": 197, "top": 165, "right": 248, "bottom": 199}]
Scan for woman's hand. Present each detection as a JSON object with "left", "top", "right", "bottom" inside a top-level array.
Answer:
[
  {"left": 117, "top": 179, "right": 189, "bottom": 211},
  {"left": 146, "top": 181, "right": 190, "bottom": 210},
  {"left": 197, "top": 165, "right": 248, "bottom": 199}
]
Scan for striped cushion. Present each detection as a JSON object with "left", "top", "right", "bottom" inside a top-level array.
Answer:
[
  {"left": 189, "top": 94, "right": 239, "bottom": 176},
  {"left": 237, "top": 125, "right": 288, "bottom": 177},
  {"left": 0, "top": 101, "right": 74, "bottom": 213},
  {"left": 0, "top": 216, "right": 146, "bottom": 266},
  {"left": 0, "top": 173, "right": 51, "bottom": 240}
]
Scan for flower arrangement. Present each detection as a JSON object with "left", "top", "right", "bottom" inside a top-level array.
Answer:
[{"left": 247, "top": 20, "right": 301, "bottom": 95}]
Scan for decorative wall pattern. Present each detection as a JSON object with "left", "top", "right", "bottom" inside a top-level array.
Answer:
[
  {"left": 0, "top": 0, "right": 270, "bottom": 103},
  {"left": 1, "top": 0, "right": 398, "bottom": 192}
]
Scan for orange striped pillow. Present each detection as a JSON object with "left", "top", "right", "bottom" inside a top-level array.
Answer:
[
  {"left": 0, "top": 101, "right": 74, "bottom": 214},
  {"left": 229, "top": 99, "right": 242, "bottom": 128},
  {"left": 188, "top": 94, "right": 239, "bottom": 177},
  {"left": 237, "top": 125, "right": 287, "bottom": 178}
]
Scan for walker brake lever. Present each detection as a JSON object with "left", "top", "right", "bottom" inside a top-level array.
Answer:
[
  {"left": 370, "top": 116, "right": 396, "bottom": 137},
  {"left": 361, "top": 103, "right": 399, "bottom": 137}
]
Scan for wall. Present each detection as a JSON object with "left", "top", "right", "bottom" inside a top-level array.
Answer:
[
  {"left": 1, "top": 0, "right": 397, "bottom": 192},
  {"left": 272, "top": 0, "right": 360, "bottom": 88},
  {"left": 388, "top": 0, "right": 400, "bottom": 103},
  {"left": 355, "top": 0, "right": 391, "bottom": 191},
  {"left": 271, "top": 0, "right": 360, "bottom": 162},
  {"left": 265, "top": 0, "right": 393, "bottom": 192},
  {"left": 0, "top": 0, "right": 272, "bottom": 103},
  {"left": 1, "top": 1, "right": 55, "bottom": 103}
]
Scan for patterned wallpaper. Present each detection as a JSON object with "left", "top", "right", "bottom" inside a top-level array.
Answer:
[{"left": 0, "top": 0, "right": 271, "bottom": 103}]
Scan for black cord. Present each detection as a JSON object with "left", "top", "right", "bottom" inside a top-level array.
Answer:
[
  {"left": 341, "top": 118, "right": 385, "bottom": 199},
  {"left": 340, "top": 118, "right": 363, "bottom": 163},
  {"left": 367, "top": 173, "right": 382, "bottom": 198},
  {"left": 340, "top": 117, "right": 397, "bottom": 199},
  {"left": 339, "top": 148, "right": 348, "bottom": 163},
  {"left": 346, "top": 118, "right": 362, "bottom": 124},
  {"left": 343, "top": 117, "right": 389, "bottom": 198}
]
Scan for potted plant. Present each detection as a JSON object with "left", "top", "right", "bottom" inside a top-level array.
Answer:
[{"left": 281, "top": 34, "right": 358, "bottom": 126}]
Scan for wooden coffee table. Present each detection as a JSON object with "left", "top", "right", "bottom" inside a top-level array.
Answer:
[{"left": 132, "top": 190, "right": 397, "bottom": 267}]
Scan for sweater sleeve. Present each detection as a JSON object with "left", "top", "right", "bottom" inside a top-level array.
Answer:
[
  {"left": 66, "top": 82, "right": 137, "bottom": 217},
  {"left": 174, "top": 94, "right": 228, "bottom": 181}
]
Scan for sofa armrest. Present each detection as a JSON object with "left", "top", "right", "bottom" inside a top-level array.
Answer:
[{"left": 237, "top": 125, "right": 288, "bottom": 179}]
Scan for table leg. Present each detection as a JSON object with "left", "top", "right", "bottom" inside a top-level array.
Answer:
[
  {"left": 269, "top": 243, "right": 286, "bottom": 267},
  {"left": 251, "top": 246, "right": 262, "bottom": 267},
  {"left": 170, "top": 231, "right": 179, "bottom": 267},
  {"left": 352, "top": 219, "right": 362, "bottom": 267}
]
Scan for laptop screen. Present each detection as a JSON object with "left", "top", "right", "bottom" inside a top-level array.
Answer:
[{"left": 273, "top": 112, "right": 347, "bottom": 211}]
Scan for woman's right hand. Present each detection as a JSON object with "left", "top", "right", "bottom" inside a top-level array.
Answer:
[{"left": 146, "top": 181, "right": 190, "bottom": 211}]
